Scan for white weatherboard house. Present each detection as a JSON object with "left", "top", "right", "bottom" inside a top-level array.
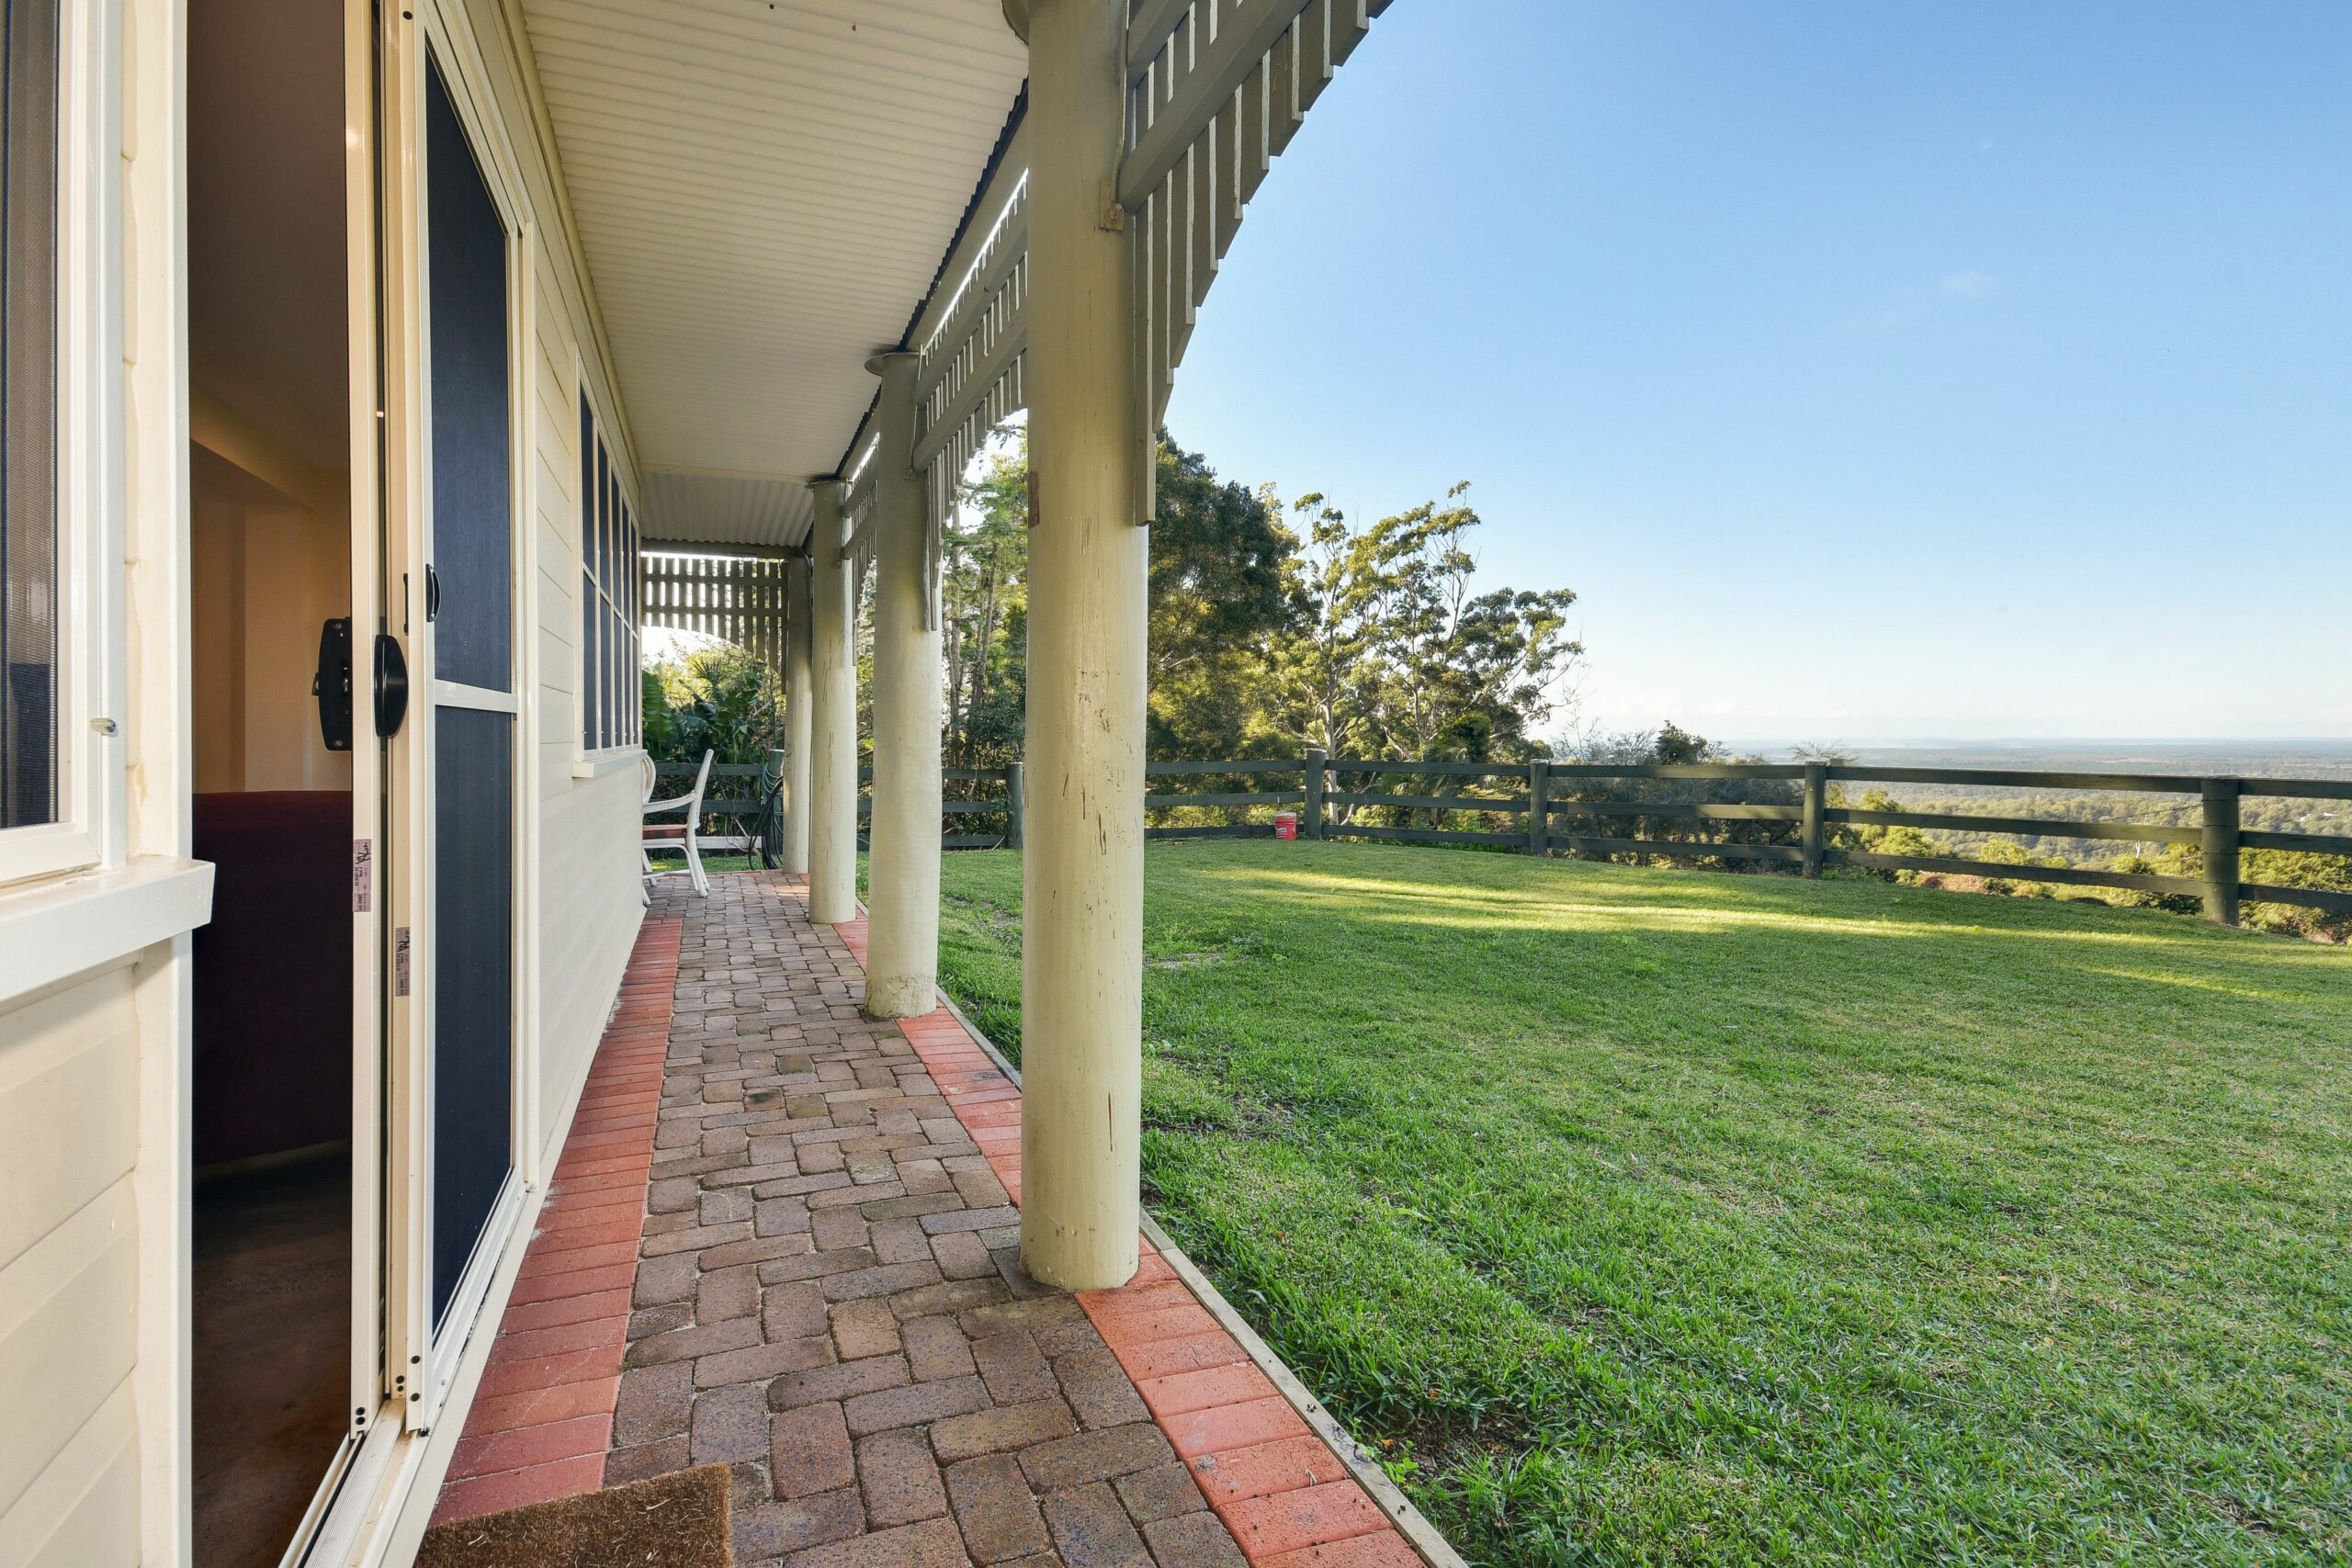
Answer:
[{"left": 0, "top": 0, "right": 1387, "bottom": 1562}]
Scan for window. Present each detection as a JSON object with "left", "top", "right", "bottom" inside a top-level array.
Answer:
[
  {"left": 579, "top": 390, "right": 637, "bottom": 750},
  {"left": 1, "top": 0, "right": 57, "bottom": 832}
]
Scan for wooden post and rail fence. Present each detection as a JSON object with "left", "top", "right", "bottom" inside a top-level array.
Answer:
[
  {"left": 654, "top": 750, "right": 2351, "bottom": 927},
  {"left": 827, "top": 750, "right": 2352, "bottom": 928}
]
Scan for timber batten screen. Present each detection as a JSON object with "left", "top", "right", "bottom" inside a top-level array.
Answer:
[
  {"left": 641, "top": 551, "right": 789, "bottom": 675},
  {"left": 1126, "top": 0, "right": 1386, "bottom": 448},
  {"left": 847, "top": 0, "right": 1394, "bottom": 572}
]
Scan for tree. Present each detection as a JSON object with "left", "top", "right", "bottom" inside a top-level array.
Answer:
[
  {"left": 1147, "top": 439, "right": 1298, "bottom": 761},
  {"left": 943, "top": 440, "right": 1030, "bottom": 769},
  {"left": 642, "top": 642, "right": 784, "bottom": 764},
  {"left": 929, "top": 431, "right": 1582, "bottom": 797},
  {"left": 1555, "top": 723, "right": 1804, "bottom": 863},
  {"left": 1262, "top": 484, "right": 1580, "bottom": 765}
]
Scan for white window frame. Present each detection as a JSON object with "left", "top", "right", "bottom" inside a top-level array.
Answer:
[
  {"left": 0, "top": 0, "right": 125, "bottom": 889},
  {"left": 572, "top": 352, "right": 639, "bottom": 771}
]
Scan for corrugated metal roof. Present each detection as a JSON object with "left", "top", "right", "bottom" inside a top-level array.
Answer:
[{"left": 519, "top": 0, "right": 1027, "bottom": 548}]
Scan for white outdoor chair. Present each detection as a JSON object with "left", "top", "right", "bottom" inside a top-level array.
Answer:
[{"left": 642, "top": 750, "right": 715, "bottom": 897}]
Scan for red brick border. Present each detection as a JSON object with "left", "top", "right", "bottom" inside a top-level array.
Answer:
[
  {"left": 428, "top": 918, "right": 683, "bottom": 1525},
  {"left": 834, "top": 913, "right": 1423, "bottom": 1568}
]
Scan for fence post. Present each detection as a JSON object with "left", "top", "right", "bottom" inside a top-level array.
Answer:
[
  {"left": 1304, "top": 748, "right": 1326, "bottom": 840},
  {"left": 1802, "top": 763, "right": 1826, "bottom": 879},
  {"left": 2201, "top": 778, "right": 2240, "bottom": 926},
  {"left": 1528, "top": 761, "right": 1549, "bottom": 859},
  {"left": 1005, "top": 761, "right": 1025, "bottom": 852}
]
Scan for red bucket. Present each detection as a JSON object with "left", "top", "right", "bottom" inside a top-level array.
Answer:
[{"left": 1274, "top": 812, "right": 1298, "bottom": 840}]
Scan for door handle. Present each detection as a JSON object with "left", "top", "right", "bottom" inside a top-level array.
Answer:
[
  {"left": 373, "top": 633, "right": 410, "bottom": 739},
  {"left": 424, "top": 563, "right": 441, "bottom": 623},
  {"left": 311, "top": 617, "right": 353, "bottom": 751}
]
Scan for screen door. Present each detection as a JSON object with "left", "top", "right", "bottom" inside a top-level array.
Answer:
[{"left": 420, "top": 53, "right": 514, "bottom": 1331}]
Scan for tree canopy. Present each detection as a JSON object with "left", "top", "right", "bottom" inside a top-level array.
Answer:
[{"left": 939, "top": 429, "right": 1581, "bottom": 770}]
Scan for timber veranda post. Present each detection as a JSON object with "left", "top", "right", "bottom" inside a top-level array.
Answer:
[
  {"left": 780, "top": 551, "right": 813, "bottom": 875},
  {"left": 1802, "top": 763, "right": 1826, "bottom": 879},
  {"left": 2201, "top": 778, "right": 2241, "bottom": 927},
  {"left": 1528, "top": 760, "right": 1550, "bottom": 859},
  {"left": 807, "top": 479, "right": 860, "bottom": 926},
  {"left": 1017, "top": 0, "right": 1148, "bottom": 1292},
  {"left": 863, "top": 351, "right": 943, "bottom": 1018}
]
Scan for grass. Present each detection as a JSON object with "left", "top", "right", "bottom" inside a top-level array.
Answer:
[
  {"left": 931, "top": 841, "right": 2352, "bottom": 1566},
  {"left": 648, "top": 850, "right": 765, "bottom": 875}
]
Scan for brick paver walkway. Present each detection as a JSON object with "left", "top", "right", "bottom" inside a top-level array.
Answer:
[
  {"left": 435, "top": 871, "right": 1422, "bottom": 1568},
  {"left": 432, "top": 917, "right": 680, "bottom": 1522}
]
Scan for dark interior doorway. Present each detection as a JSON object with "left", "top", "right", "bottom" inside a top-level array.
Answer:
[{"left": 187, "top": 0, "right": 358, "bottom": 1562}]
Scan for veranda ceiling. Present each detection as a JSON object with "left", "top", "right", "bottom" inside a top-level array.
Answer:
[{"left": 516, "top": 0, "right": 1026, "bottom": 549}]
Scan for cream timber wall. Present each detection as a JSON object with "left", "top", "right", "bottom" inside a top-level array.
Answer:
[
  {"left": 0, "top": 968, "right": 147, "bottom": 1568},
  {"left": 2, "top": 0, "right": 204, "bottom": 1551},
  {"left": 5, "top": 0, "right": 650, "bottom": 1560}
]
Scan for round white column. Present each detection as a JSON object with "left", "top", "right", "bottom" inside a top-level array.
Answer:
[
  {"left": 807, "top": 479, "right": 860, "bottom": 926},
  {"left": 862, "top": 352, "right": 943, "bottom": 1018},
  {"left": 781, "top": 552, "right": 814, "bottom": 876},
  {"left": 1018, "top": 0, "right": 1147, "bottom": 1291}
]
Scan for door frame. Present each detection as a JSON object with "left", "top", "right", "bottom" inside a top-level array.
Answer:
[
  {"left": 375, "top": 0, "right": 537, "bottom": 1433},
  {"left": 345, "top": 0, "right": 387, "bottom": 1460},
  {"left": 182, "top": 4, "right": 407, "bottom": 1559}
]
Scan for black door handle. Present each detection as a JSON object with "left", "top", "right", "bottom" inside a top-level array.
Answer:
[
  {"left": 424, "top": 563, "right": 441, "bottom": 622},
  {"left": 374, "top": 632, "right": 410, "bottom": 739},
  {"left": 311, "top": 617, "right": 353, "bottom": 751}
]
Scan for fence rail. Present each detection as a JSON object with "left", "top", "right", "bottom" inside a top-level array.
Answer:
[
  {"left": 893, "top": 750, "right": 2352, "bottom": 927},
  {"left": 653, "top": 760, "right": 786, "bottom": 868}
]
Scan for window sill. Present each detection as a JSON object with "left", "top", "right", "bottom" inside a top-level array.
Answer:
[
  {"left": 572, "top": 748, "right": 646, "bottom": 782},
  {"left": 0, "top": 855, "right": 217, "bottom": 1003}
]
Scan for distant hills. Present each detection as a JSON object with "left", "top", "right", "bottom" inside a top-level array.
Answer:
[{"left": 1724, "top": 739, "right": 2352, "bottom": 782}]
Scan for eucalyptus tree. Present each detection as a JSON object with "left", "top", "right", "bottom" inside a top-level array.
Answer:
[{"left": 1265, "top": 484, "right": 1581, "bottom": 771}]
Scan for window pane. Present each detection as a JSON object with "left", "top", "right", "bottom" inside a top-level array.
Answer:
[
  {"left": 611, "top": 602, "right": 630, "bottom": 747},
  {"left": 578, "top": 432, "right": 597, "bottom": 585},
  {"left": 2, "top": 0, "right": 59, "bottom": 830},
  {"left": 577, "top": 395, "right": 594, "bottom": 581},
  {"left": 623, "top": 515, "right": 637, "bottom": 745},
  {"left": 580, "top": 570, "right": 597, "bottom": 746},
  {"left": 602, "top": 459, "right": 616, "bottom": 602}
]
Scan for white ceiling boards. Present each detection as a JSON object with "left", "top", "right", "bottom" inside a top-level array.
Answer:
[{"left": 518, "top": 0, "right": 1026, "bottom": 547}]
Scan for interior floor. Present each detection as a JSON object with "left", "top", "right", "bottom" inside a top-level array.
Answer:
[{"left": 192, "top": 1153, "right": 354, "bottom": 1568}]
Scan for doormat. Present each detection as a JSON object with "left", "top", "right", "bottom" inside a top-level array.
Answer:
[{"left": 415, "top": 1464, "right": 730, "bottom": 1568}]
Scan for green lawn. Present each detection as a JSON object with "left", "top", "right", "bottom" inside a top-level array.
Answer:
[{"left": 932, "top": 841, "right": 2352, "bottom": 1566}]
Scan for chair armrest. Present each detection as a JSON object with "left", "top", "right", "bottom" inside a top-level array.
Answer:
[{"left": 643, "top": 793, "right": 702, "bottom": 815}]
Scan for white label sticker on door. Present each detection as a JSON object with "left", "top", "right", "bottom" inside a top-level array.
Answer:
[
  {"left": 353, "top": 839, "right": 374, "bottom": 913},
  {"left": 394, "top": 926, "right": 412, "bottom": 996}
]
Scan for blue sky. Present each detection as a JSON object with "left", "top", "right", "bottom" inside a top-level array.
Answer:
[{"left": 1162, "top": 2, "right": 2352, "bottom": 744}]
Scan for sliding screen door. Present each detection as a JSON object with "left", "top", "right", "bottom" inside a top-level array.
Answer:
[{"left": 422, "top": 56, "right": 514, "bottom": 1329}]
